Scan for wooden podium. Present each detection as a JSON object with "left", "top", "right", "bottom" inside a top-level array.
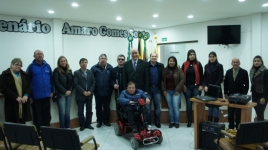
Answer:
[{"left": 190, "top": 98, "right": 257, "bottom": 149}]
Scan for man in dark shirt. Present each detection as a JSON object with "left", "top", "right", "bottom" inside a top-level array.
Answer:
[
  {"left": 146, "top": 53, "right": 164, "bottom": 128},
  {"left": 111, "top": 54, "right": 125, "bottom": 118},
  {"left": 224, "top": 58, "right": 249, "bottom": 129}
]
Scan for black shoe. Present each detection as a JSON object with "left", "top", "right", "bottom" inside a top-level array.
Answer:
[
  {"left": 169, "top": 123, "right": 174, "bottom": 128},
  {"left": 132, "top": 128, "right": 138, "bottom": 133},
  {"left": 104, "top": 122, "right": 111, "bottom": 126},
  {"left": 155, "top": 122, "right": 161, "bottom": 128},
  {"left": 80, "top": 126, "right": 85, "bottom": 131},
  {"left": 187, "top": 121, "right": 192, "bottom": 127},
  {"left": 87, "top": 125, "right": 94, "bottom": 130},
  {"left": 96, "top": 123, "right": 102, "bottom": 128},
  {"left": 175, "top": 123, "right": 180, "bottom": 128}
]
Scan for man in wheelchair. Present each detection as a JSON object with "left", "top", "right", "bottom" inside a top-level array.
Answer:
[{"left": 118, "top": 81, "right": 150, "bottom": 133}]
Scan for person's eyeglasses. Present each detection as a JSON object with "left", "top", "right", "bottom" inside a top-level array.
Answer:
[
  {"left": 14, "top": 64, "right": 22, "bottom": 67},
  {"left": 118, "top": 59, "right": 125, "bottom": 61}
]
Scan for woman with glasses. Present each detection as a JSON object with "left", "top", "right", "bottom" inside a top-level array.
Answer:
[{"left": 0, "top": 58, "right": 32, "bottom": 123}]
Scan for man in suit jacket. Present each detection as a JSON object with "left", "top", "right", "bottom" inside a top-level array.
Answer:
[
  {"left": 74, "top": 58, "right": 95, "bottom": 131},
  {"left": 224, "top": 58, "right": 249, "bottom": 129},
  {"left": 123, "top": 48, "right": 149, "bottom": 93}
]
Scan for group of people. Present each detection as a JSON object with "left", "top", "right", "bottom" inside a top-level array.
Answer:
[{"left": 0, "top": 48, "right": 267, "bottom": 134}]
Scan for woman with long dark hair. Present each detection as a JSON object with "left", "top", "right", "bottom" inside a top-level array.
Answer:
[
  {"left": 182, "top": 49, "right": 203, "bottom": 127},
  {"left": 162, "top": 56, "right": 185, "bottom": 128},
  {"left": 250, "top": 55, "right": 268, "bottom": 121},
  {"left": 203, "top": 51, "right": 223, "bottom": 123},
  {"left": 53, "top": 56, "right": 74, "bottom": 128}
]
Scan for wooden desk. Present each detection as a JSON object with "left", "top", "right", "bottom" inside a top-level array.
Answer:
[{"left": 190, "top": 98, "right": 257, "bottom": 149}]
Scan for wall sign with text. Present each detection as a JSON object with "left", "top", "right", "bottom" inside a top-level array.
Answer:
[
  {"left": 62, "top": 22, "right": 150, "bottom": 38},
  {"left": 0, "top": 18, "right": 51, "bottom": 34}
]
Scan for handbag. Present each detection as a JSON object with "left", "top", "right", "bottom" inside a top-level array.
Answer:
[{"left": 52, "top": 92, "right": 62, "bottom": 102}]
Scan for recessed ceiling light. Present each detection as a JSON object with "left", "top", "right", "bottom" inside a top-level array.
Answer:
[
  {"left": 238, "top": 0, "right": 245, "bottom": 2},
  {"left": 153, "top": 14, "right": 158, "bottom": 18},
  {"left": 72, "top": 3, "right": 79, "bottom": 7},
  {"left": 111, "top": 0, "right": 117, "bottom": 1},
  {"left": 116, "top": 16, "right": 122, "bottom": 21},
  {"left": 48, "top": 10, "right": 54, "bottom": 14},
  {"left": 188, "top": 15, "right": 194, "bottom": 18},
  {"left": 262, "top": 3, "right": 268, "bottom": 7},
  {"left": 152, "top": 25, "right": 156, "bottom": 27}
]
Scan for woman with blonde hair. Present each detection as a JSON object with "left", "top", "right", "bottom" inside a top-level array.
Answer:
[
  {"left": 53, "top": 56, "right": 74, "bottom": 128},
  {"left": 0, "top": 58, "right": 32, "bottom": 123}
]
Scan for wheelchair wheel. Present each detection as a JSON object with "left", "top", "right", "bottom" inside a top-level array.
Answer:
[
  {"left": 157, "top": 135, "right": 163, "bottom": 144},
  {"left": 130, "top": 137, "right": 139, "bottom": 150},
  {"left": 114, "top": 123, "right": 120, "bottom": 136}
]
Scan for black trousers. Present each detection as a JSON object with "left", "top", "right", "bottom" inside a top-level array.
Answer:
[
  {"left": 77, "top": 97, "right": 93, "bottom": 127},
  {"left": 32, "top": 97, "right": 51, "bottom": 132},
  {"left": 252, "top": 92, "right": 268, "bottom": 121},
  {"left": 228, "top": 107, "right": 241, "bottom": 129},
  {"left": 95, "top": 95, "right": 111, "bottom": 124},
  {"left": 123, "top": 105, "right": 137, "bottom": 127}
]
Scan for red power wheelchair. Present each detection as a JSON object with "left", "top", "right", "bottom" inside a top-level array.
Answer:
[{"left": 114, "top": 98, "right": 163, "bottom": 150}]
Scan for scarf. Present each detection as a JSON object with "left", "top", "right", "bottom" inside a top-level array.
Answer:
[
  {"left": 10, "top": 69, "right": 23, "bottom": 119},
  {"left": 250, "top": 65, "right": 267, "bottom": 79}
]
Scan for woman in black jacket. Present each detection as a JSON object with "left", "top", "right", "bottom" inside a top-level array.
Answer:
[
  {"left": 53, "top": 56, "right": 74, "bottom": 128},
  {"left": 250, "top": 55, "right": 268, "bottom": 121},
  {"left": 203, "top": 51, "right": 223, "bottom": 123}
]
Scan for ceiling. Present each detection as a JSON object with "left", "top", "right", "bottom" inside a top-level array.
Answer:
[{"left": 1, "top": 0, "right": 268, "bottom": 29}]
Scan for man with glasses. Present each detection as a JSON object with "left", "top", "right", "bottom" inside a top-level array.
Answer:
[
  {"left": 26, "top": 50, "right": 53, "bottom": 133},
  {"left": 123, "top": 48, "right": 149, "bottom": 93},
  {"left": 112, "top": 54, "right": 125, "bottom": 118},
  {"left": 91, "top": 54, "right": 113, "bottom": 128},
  {"left": 112, "top": 54, "right": 125, "bottom": 100}
]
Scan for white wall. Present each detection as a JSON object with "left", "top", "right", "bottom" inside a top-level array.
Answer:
[
  {"left": 0, "top": 14, "right": 154, "bottom": 123},
  {"left": 154, "top": 13, "right": 268, "bottom": 120}
]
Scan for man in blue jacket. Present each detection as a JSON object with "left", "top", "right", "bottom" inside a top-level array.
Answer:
[
  {"left": 91, "top": 54, "right": 113, "bottom": 128},
  {"left": 27, "top": 50, "right": 53, "bottom": 133},
  {"left": 118, "top": 81, "right": 150, "bottom": 133}
]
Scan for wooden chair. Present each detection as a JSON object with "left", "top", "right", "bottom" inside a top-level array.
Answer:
[
  {"left": 215, "top": 121, "right": 268, "bottom": 150},
  {"left": 40, "top": 126, "right": 99, "bottom": 150},
  {"left": 3, "top": 122, "right": 43, "bottom": 150}
]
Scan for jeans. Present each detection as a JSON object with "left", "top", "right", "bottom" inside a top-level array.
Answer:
[
  {"left": 76, "top": 96, "right": 93, "bottom": 127},
  {"left": 57, "top": 95, "right": 71, "bottom": 128},
  {"left": 166, "top": 90, "right": 181, "bottom": 123},
  {"left": 184, "top": 85, "right": 200, "bottom": 122},
  {"left": 208, "top": 107, "right": 220, "bottom": 118},
  {"left": 146, "top": 87, "right": 161, "bottom": 124}
]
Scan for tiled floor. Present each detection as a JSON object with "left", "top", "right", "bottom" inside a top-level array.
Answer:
[{"left": 76, "top": 123, "right": 196, "bottom": 150}]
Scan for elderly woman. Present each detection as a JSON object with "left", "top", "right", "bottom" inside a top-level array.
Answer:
[{"left": 0, "top": 58, "right": 31, "bottom": 123}]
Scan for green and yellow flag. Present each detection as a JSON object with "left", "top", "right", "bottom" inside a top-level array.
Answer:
[
  {"left": 127, "top": 35, "right": 133, "bottom": 61},
  {"left": 143, "top": 32, "right": 150, "bottom": 61},
  {"left": 138, "top": 31, "right": 143, "bottom": 59}
]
